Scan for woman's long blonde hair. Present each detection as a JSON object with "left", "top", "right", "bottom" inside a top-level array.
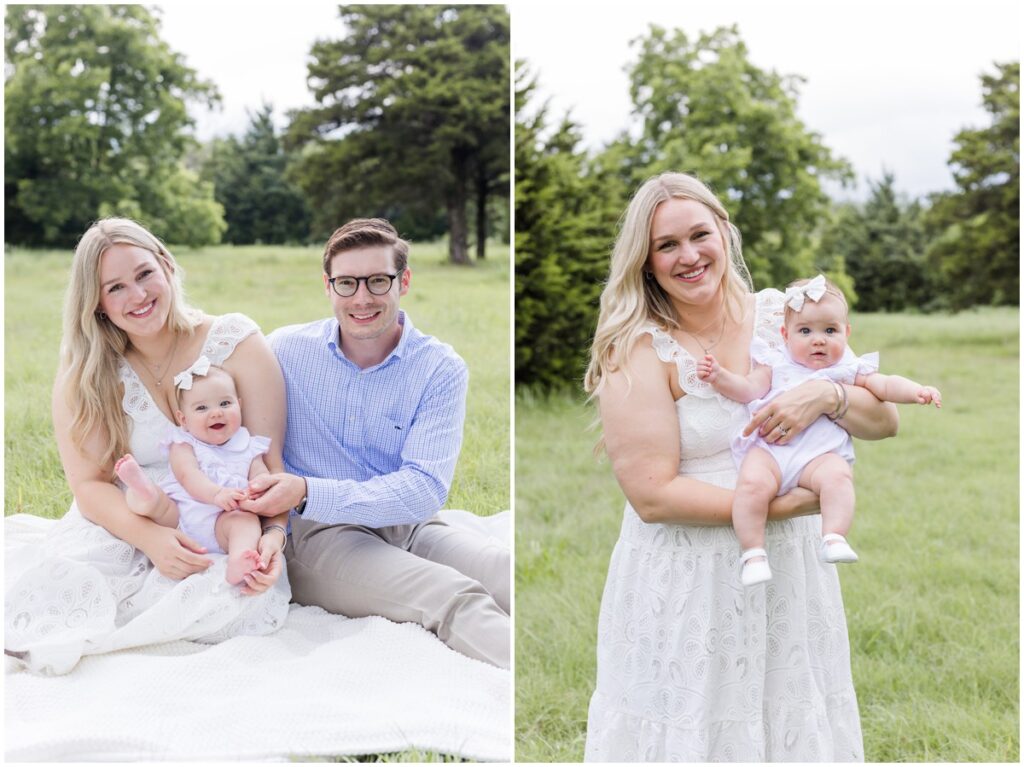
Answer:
[
  {"left": 584, "top": 172, "right": 754, "bottom": 396},
  {"left": 61, "top": 218, "right": 200, "bottom": 468}
]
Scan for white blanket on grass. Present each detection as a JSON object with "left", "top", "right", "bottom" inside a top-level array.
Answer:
[{"left": 4, "top": 511, "right": 511, "bottom": 762}]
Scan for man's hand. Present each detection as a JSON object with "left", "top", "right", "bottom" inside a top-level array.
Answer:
[{"left": 240, "top": 472, "right": 306, "bottom": 517}]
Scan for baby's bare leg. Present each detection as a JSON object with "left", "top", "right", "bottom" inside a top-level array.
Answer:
[
  {"left": 798, "top": 453, "right": 855, "bottom": 537},
  {"left": 214, "top": 510, "right": 263, "bottom": 585},
  {"left": 114, "top": 454, "right": 179, "bottom": 528},
  {"left": 799, "top": 452, "right": 858, "bottom": 563},
  {"left": 733, "top": 447, "right": 782, "bottom": 555}
]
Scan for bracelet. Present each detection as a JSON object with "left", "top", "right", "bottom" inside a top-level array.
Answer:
[
  {"left": 261, "top": 524, "right": 288, "bottom": 542},
  {"left": 828, "top": 382, "right": 850, "bottom": 422}
]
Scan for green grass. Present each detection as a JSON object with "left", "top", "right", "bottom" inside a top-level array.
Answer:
[
  {"left": 514, "top": 307, "right": 1019, "bottom": 762},
  {"left": 4, "top": 240, "right": 510, "bottom": 522}
]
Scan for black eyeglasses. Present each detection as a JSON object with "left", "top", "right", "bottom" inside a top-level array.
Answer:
[{"left": 328, "top": 272, "right": 401, "bottom": 297}]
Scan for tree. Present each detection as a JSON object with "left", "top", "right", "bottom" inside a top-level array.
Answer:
[
  {"left": 200, "top": 104, "right": 311, "bottom": 244},
  {"left": 820, "top": 172, "right": 932, "bottom": 312},
  {"left": 515, "top": 63, "right": 621, "bottom": 389},
  {"left": 287, "top": 4, "right": 509, "bottom": 263},
  {"left": 4, "top": 5, "right": 224, "bottom": 246},
  {"left": 925, "top": 61, "right": 1019, "bottom": 309},
  {"left": 618, "top": 25, "right": 852, "bottom": 288}
]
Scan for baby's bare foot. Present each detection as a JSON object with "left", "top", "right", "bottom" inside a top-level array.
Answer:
[
  {"left": 226, "top": 549, "right": 263, "bottom": 585},
  {"left": 114, "top": 454, "right": 159, "bottom": 508}
]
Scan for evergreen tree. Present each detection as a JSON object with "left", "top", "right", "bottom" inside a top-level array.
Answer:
[
  {"left": 200, "top": 105, "right": 310, "bottom": 244},
  {"left": 287, "top": 5, "right": 509, "bottom": 262},
  {"left": 515, "top": 63, "right": 620, "bottom": 389},
  {"left": 820, "top": 173, "right": 931, "bottom": 312}
]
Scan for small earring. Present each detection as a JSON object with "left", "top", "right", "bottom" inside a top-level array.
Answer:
[
  {"left": 98, "top": 312, "right": 107, "bottom": 320},
  {"left": 644, "top": 272, "right": 654, "bottom": 280}
]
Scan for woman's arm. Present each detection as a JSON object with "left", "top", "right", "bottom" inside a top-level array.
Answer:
[
  {"left": 600, "top": 340, "right": 816, "bottom": 525},
  {"left": 221, "top": 332, "right": 287, "bottom": 473},
  {"left": 744, "top": 378, "right": 899, "bottom": 445},
  {"left": 51, "top": 371, "right": 213, "bottom": 578}
]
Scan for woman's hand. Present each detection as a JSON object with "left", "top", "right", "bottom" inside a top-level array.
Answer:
[
  {"left": 767, "top": 487, "right": 820, "bottom": 521},
  {"left": 744, "top": 379, "right": 836, "bottom": 446},
  {"left": 240, "top": 529, "right": 285, "bottom": 595},
  {"left": 140, "top": 526, "right": 213, "bottom": 580}
]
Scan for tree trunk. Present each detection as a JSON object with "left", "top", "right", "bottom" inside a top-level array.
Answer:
[
  {"left": 447, "top": 147, "right": 470, "bottom": 264},
  {"left": 475, "top": 165, "right": 487, "bottom": 260}
]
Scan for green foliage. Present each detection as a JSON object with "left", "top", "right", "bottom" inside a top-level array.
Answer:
[
  {"left": 515, "top": 309, "right": 1019, "bottom": 762},
  {"left": 514, "top": 63, "right": 621, "bottom": 389},
  {"left": 925, "top": 61, "right": 1019, "bottom": 310},
  {"left": 287, "top": 5, "right": 509, "bottom": 263},
  {"left": 619, "top": 24, "right": 853, "bottom": 287},
  {"left": 199, "top": 104, "right": 311, "bottom": 244},
  {"left": 4, "top": 4, "right": 224, "bottom": 246},
  {"left": 821, "top": 172, "right": 932, "bottom": 312}
]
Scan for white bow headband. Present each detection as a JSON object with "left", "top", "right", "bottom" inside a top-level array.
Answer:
[
  {"left": 784, "top": 274, "right": 828, "bottom": 312},
  {"left": 173, "top": 355, "right": 211, "bottom": 390}
]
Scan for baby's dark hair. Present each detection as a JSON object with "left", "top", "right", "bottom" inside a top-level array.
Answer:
[
  {"left": 174, "top": 364, "right": 237, "bottom": 409},
  {"left": 783, "top": 276, "right": 849, "bottom": 324}
]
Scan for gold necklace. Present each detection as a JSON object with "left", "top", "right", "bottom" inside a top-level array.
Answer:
[
  {"left": 137, "top": 333, "right": 181, "bottom": 388},
  {"left": 679, "top": 312, "right": 727, "bottom": 355}
]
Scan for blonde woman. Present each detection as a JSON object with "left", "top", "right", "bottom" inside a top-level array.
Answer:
[
  {"left": 5, "top": 218, "right": 290, "bottom": 674},
  {"left": 583, "top": 173, "right": 898, "bottom": 761}
]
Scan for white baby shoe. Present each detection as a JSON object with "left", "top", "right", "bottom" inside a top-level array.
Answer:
[
  {"left": 821, "top": 533, "right": 859, "bottom": 564},
  {"left": 740, "top": 547, "right": 772, "bottom": 586}
]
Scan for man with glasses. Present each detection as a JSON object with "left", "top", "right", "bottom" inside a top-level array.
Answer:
[{"left": 241, "top": 218, "right": 509, "bottom": 668}]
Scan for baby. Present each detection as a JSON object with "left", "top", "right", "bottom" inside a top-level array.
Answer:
[
  {"left": 114, "top": 357, "right": 274, "bottom": 585},
  {"left": 697, "top": 275, "right": 942, "bottom": 586}
]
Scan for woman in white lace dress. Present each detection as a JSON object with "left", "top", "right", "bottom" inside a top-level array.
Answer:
[
  {"left": 582, "top": 174, "right": 899, "bottom": 761},
  {"left": 5, "top": 218, "right": 291, "bottom": 674}
]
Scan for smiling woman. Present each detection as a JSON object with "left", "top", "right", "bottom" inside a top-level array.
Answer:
[
  {"left": 5, "top": 217, "right": 291, "bottom": 674},
  {"left": 579, "top": 172, "right": 899, "bottom": 761}
]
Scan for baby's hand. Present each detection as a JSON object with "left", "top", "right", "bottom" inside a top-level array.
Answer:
[
  {"left": 214, "top": 487, "right": 247, "bottom": 511},
  {"left": 697, "top": 354, "right": 721, "bottom": 383},
  {"left": 917, "top": 386, "right": 942, "bottom": 408}
]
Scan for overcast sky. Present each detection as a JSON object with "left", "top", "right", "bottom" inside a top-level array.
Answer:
[
  {"left": 514, "top": 0, "right": 1021, "bottom": 200},
  {"left": 157, "top": 1, "right": 1019, "bottom": 201}
]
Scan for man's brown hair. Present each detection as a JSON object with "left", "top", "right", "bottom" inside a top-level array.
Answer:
[{"left": 322, "top": 218, "right": 409, "bottom": 274}]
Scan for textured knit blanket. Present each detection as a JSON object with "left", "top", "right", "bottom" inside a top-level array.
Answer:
[{"left": 5, "top": 511, "right": 511, "bottom": 762}]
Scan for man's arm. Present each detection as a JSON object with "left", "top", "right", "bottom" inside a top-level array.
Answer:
[{"left": 243, "top": 359, "right": 468, "bottom": 527}]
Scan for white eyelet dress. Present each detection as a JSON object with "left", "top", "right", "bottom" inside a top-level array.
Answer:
[
  {"left": 4, "top": 314, "right": 291, "bottom": 675},
  {"left": 584, "top": 290, "right": 864, "bottom": 762}
]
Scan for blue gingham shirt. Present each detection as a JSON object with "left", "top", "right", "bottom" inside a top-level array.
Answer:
[{"left": 268, "top": 311, "right": 468, "bottom": 528}]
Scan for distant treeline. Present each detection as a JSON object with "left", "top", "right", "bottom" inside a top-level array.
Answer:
[
  {"left": 515, "top": 26, "right": 1019, "bottom": 389},
  {"left": 4, "top": 4, "right": 510, "bottom": 263}
]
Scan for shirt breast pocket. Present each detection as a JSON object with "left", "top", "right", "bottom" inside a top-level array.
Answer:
[{"left": 369, "top": 416, "right": 409, "bottom": 473}]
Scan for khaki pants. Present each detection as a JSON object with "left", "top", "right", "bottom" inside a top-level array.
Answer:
[{"left": 285, "top": 514, "right": 510, "bottom": 668}]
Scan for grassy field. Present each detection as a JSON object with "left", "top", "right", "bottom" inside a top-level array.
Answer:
[
  {"left": 515, "top": 307, "right": 1019, "bottom": 762},
  {"left": 4, "top": 241, "right": 510, "bottom": 520}
]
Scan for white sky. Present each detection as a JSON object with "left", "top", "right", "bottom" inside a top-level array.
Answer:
[
  {"left": 156, "top": 1, "right": 1019, "bottom": 201},
  {"left": 513, "top": 0, "right": 1021, "bottom": 200}
]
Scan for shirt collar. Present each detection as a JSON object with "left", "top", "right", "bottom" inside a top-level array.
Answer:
[{"left": 324, "top": 311, "right": 413, "bottom": 368}]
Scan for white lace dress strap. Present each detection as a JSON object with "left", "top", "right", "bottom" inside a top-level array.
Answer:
[
  {"left": 200, "top": 313, "right": 260, "bottom": 366},
  {"left": 640, "top": 324, "right": 717, "bottom": 398}
]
